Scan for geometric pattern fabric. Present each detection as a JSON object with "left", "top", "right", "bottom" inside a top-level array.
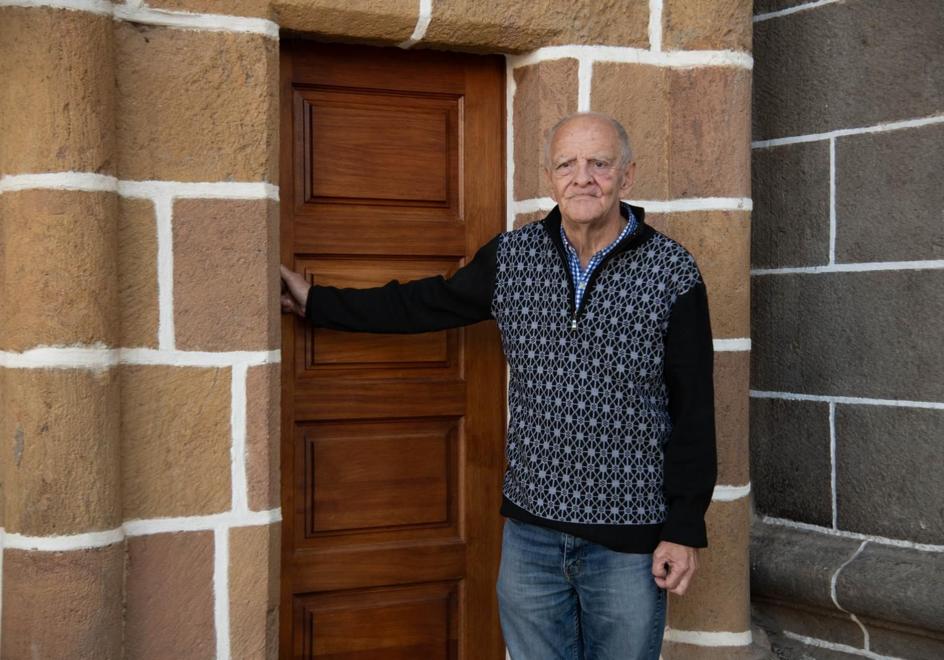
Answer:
[{"left": 493, "top": 222, "right": 702, "bottom": 525}]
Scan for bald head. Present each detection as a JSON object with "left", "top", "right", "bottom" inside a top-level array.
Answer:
[{"left": 543, "top": 112, "right": 634, "bottom": 169}]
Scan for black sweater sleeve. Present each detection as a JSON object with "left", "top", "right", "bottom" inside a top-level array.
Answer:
[
  {"left": 305, "top": 235, "right": 500, "bottom": 333},
  {"left": 660, "top": 281, "right": 717, "bottom": 547}
]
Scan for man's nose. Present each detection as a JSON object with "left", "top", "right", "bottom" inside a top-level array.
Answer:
[{"left": 573, "top": 160, "right": 593, "bottom": 184}]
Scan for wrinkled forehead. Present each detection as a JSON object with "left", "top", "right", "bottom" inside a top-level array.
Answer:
[{"left": 549, "top": 117, "right": 621, "bottom": 160}]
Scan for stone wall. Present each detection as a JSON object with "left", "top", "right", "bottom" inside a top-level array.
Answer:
[
  {"left": 749, "top": 1, "right": 944, "bottom": 658},
  {"left": 0, "top": 1, "right": 754, "bottom": 657}
]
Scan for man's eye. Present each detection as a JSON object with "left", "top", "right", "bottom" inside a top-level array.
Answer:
[{"left": 593, "top": 161, "right": 609, "bottom": 169}]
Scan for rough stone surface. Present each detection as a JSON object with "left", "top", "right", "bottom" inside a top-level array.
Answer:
[
  {"left": 837, "top": 543, "right": 944, "bottom": 635},
  {"left": 173, "top": 198, "right": 279, "bottom": 351},
  {"left": 145, "top": 0, "right": 273, "bottom": 18},
  {"left": 668, "top": 67, "right": 752, "bottom": 199},
  {"left": 714, "top": 351, "right": 750, "bottom": 487},
  {"left": 663, "top": 0, "right": 753, "bottom": 52},
  {"left": 751, "top": 141, "right": 830, "bottom": 269},
  {"left": 752, "top": 599, "right": 865, "bottom": 650},
  {"left": 118, "top": 197, "right": 159, "bottom": 348},
  {"left": 1, "top": 545, "right": 124, "bottom": 660},
  {"left": 273, "top": 0, "right": 417, "bottom": 43},
  {"left": 120, "top": 365, "right": 231, "bottom": 519},
  {"left": 835, "top": 405, "right": 944, "bottom": 544},
  {"left": 0, "top": 190, "right": 119, "bottom": 351},
  {"left": 749, "top": 397, "right": 831, "bottom": 526},
  {"left": 423, "top": 0, "right": 649, "bottom": 53},
  {"left": 126, "top": 531, "right": 216, "bottom": 659},
  {"left": 593, "top": 63, "right": 668, "bottom": 199},
  {"left": 836, "top": 123, "right": 944, "bottom": 263},
  {"left": 863, "top": 619, "right": 944, "bottom": 660},
  {"left": 753, "top": 0, "right": 813, "bottom": 13},
  {"left": 668, "top": 497, "right": 751, "bottom": 632},
  {"left": 751, "top": 521, "right": 862, "bottom": 609},
  {"left": 229, "top": 523, "right": 281, "bottom": 660},
  {"left": 0, "top": 368, "right": 121, "bottom": 536},
  {"left": 753, "top": 0, "right": 944, "bottom": 140},
  {"left": 513, "top": 60, "right": 579, "bottom": 201},
  {"left": 751, "top": 270, "right": 944, "bottom": 401},
  {"left": 647, "top": 211, "right": 751, "bottom": 338},
  {"left": 115, "top": 22, "right": 277, "bottom": 182},
  {"left": 593, "top": 65, "right": 751, "bottom": 200},
  {"left": 246, "top": 362, "right": 280, "bottom": 511},
  {"left": 0, "top": 7, "right": 114, "bottom": 176}
]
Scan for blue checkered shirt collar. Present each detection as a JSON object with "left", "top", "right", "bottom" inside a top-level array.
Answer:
[{"left": 560, "top": 207, "right": 637, "bottom": 309}]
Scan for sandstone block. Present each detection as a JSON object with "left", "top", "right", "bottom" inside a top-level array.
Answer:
[
  {"left": 246, "top": 362, "right": 280, "bottom": 511},
  {"left": 668, "top": 497, "right": 751, "bottom": 632},
  {"left": 115, "top": 23, "right": 277, "bottom": 182},
  {"left": 751, "top": 270, "right": 944, "bottom": 401},
  {"left": 592, "top": 63, "right": 669, "bottom": 200},
  {"left": 667, "top": 67, "right": 752, "bottom": 199},
  {"left": 0, "top": 190, "right": 119, "bottom": 351},
  {"left": 751, "top": 140, "right": 830, "bottom": 269},
  {"left": 1, "top": 545, "right": 124, "bottom": 660},
  {"left": 749, "top": 397, "right": 831, "bottom": 526},
  {"left": 0, "top": 7, "right": 114, "bottom": 176},
  {"left": 120, "top": 365, "right": 231, "bottom": 519},
  {"left": 126, "top": 531, "right": 216, "bottom": 659},
  {"left": 0, "top": 368, "right": 121, "bottom": 536},
  {"left": 173, "top": 198, "right": 280, "bottom": 352},
  {"left": 118, "top": 197, "right": 159, "bottom": 348},
  {"left": 663, "top": 0, "right": 753, "bottom": 52},
  {"left": 647, "top": 211, "right": 750, "bottom": 338},
  {"left": 423, "top": 0, "right": 648, "bottom": 53},
  {"left": 713, "top": 351, "right": 749, "bottom": 487},
  {"left": 836, "top": 123, "right": 944, "bottom": 263},
  {"left": 273, "top": 0, "right": 417, "bottom": 43},
  {"left": 229, "top": 523, "right": 281, "bottom": 660},
  {"left": 836, "top": 405, "right": 944, "bottom": 544},
  {"left": 661, "top": 641, "right": 754, "bottom": 659},
  {"left": 753, "top": 0, "right": 944, "bottom": 140},
  {"left": 513, "top": 59, "right": 579, "bottom": 201}
]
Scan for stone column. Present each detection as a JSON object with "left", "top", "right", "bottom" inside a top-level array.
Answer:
[{"left": 0, "top": 5, "right": 123, "bottom": 658}]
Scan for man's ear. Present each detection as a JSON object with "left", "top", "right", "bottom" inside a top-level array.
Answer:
[{"left": 619, "top": 161, "right": 637, "bottom": 196}]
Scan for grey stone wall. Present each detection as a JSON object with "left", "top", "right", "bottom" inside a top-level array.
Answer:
[{"left": 749, "top": 1, "right": 944, "bottom": 658}]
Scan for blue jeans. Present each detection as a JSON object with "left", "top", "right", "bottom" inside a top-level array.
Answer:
[{"left": 496, "top": 518, "right": 666, "bottom": 660}]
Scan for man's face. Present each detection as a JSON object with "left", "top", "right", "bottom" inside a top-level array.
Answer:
[{"left": 545, "top": 116, "right": 636, "bottom": 227}]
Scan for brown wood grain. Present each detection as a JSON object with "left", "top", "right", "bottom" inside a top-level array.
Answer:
[{"left": 280, "top": 41, "right": 506, "bottom": 660}]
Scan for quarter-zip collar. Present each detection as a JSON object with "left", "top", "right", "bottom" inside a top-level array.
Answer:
[{"left": 541, "top": 202, "right": 654, "bottom": 329}]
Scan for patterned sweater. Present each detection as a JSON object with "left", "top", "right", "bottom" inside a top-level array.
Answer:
[{"left": 307, "top": 204, "right": 716, "bottom": 553}]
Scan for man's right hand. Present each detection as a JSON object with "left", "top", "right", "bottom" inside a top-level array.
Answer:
[{"left": 280, "top": 265, "right": 309, "bottom": 318}]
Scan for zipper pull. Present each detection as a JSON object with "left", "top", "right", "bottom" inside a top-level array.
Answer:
[{"left": 570, "top": 317, "right": 578, "bottom": 332}]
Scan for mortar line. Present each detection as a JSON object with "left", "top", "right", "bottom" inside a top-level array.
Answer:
[
  {"left": 0, "top": 347, "right": 281, "bottom": 369},
  {"left": 662, "top": 629, "right": 752, "bottom": 647},
  {"left": 752, "top": 113, "right": 944, "bottom": 149},
  {"left": 648, "top": 0, "right": 663, "bottom": 52},
  {"left": 751, "top": 259, "right": 944, "bottom": 275},
  {"left": 712, "top": 483, "right": 751, "bottom": 501},
  {"left": 155, "top": 195, "right": 175, "bottom": 350},
  {"left": 830, "top": 402, "right": 837, "bottom": 529},
  {"left": 750, "top": 390, "right": 944, "bottom": 410},
  {"left": 760, "top": 515, "right": 944, "bottom": 553},
  {"left": 753, "top": 0, "right": 840, "bottom": 23},
  {"left": 829, "top": 137, "right": 837, "bottom": 265},
  {"left": 508, "top": 46, "right": 752, "bottom": 70},
  {"left": 213, "top": 525, "right": 231, "bottom": 660},
  {"left": 782, "top": 632, "right": 904, "bottom": 660},
  {"left": 397, "top": 0, "right": 432, "bottom": 48},
  {"left": 830, "top": 540, "right": 870, "bottom": 649},
  {"left": 505, "top": 56, "right": 517, "bottom": 231},
  {"left": 230, "top": 364, "right": 250, "bottom": 513},
  {"left": 577, "top": 56, "right": 593, "bottom": 112}
]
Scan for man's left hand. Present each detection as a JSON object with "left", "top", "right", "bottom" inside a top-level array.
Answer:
[{"left": 651, "top": 541, "right": 698, "bottom": 595}]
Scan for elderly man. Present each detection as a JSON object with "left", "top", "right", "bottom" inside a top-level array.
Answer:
[{"left": 281, "top": 112, "right": 716, "bottom": 660}]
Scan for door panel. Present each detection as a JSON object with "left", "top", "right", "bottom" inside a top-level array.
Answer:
[{"left": 280, "top": 41, "right": 506, "bottom": 660}]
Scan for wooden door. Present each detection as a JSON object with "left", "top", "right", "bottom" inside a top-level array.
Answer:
[{"left": 279, "top": 42, "right": 507, "bottom": 660}]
